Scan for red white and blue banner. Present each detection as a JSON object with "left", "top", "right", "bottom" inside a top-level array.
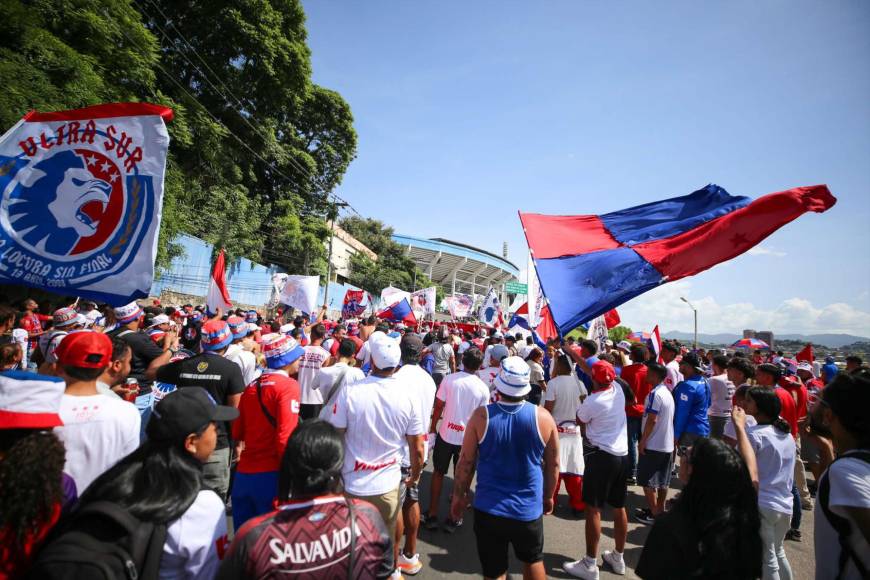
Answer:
[
  {"left": 410, "top": 286, "right": 436, "bottom": 319},
  {"left": 342, "top": 289, "right": 367, "bottom": 318},
  {"left": 0, "top": 103, "right": 172, "bottom": 305},
  {"left": 520, "top": 184, "right": 836, "bottom": 333},
  {"left": 445, "top": 293, "right": 474, "bottom": 319},
  {"left": 377, "top": 297, "right": 416, "bottom": 325}
]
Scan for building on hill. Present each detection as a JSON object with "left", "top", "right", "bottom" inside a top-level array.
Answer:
[{"left": 327, "top": 221, "right": 377, "bottom": 284}]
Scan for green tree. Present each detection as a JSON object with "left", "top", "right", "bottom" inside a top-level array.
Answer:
[
  {"left": 1, "top": 0, "right": 357, "bottom": 276},
  {"left": 339, "top": 216, "right": 439, "bottom": 298},
  {"left": 608, "top": 325, "right": 634, "bottom": 343}
]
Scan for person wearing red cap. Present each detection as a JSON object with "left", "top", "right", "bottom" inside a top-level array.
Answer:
[
  {"left": 53, "top": 331, "right": 141, "bottom": 493},
  {"left": 0, "top": 372, "right": 78, "bottom": 578},
  {"left": 564, "top": 360, "right": 630, "bottom": 579}
]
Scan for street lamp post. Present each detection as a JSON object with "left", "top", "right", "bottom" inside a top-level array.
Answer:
[{"left": 680, "top": 297, "right": 698, "bottom": 350}]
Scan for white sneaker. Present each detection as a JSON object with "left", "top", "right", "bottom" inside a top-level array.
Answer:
[
  {"left": 397, "top": 552, "right": 423, "bottom": 575},
  {"left": 602, "top": 550, "right": 626, "bottom": 575},
  {"left": 563, "top": 557, "right": 599, "bottom": 579}
]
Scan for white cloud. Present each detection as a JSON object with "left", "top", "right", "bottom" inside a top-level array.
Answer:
[
  {"left": 617, "top": 281, "right": 870, "bottom": 336},
  {"left": 747, "top": 246, "right": 787, "bottom": 258}
]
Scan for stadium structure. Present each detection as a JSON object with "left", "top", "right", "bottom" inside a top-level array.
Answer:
[{"left": 392, "top": 234, "right": 520, "bottom": 306}]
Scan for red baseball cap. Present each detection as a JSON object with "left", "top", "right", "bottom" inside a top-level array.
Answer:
[
  {"left": 55, "top": 331, "right": 112, "bottom": 368},
  {"left": 591, "top": 360, "right": 616, "bottom": 385}
]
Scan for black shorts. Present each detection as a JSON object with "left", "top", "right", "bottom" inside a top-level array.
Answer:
[
  {"left": 473, "top": 509, "right": 544, "bottom": 578},
  {"left": 432, "top": 434, "right": 461, "bottom": 475},
  {"left": 582, "top": 446, "right": 628, "bottom": 509},
  {"left": 637, "top": 449, "right": 673, "bottom": 489}
]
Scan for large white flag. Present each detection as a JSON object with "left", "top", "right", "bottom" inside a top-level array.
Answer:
[
  {"left": 477, "top": 288, "right": 501, "bottom": 326},
  {"left": 0, "top": 103, "right": 171, "bottom": 305},
  {"left": 380, "top": 285, "right": 411, "bottom": 307},
  {"left": 279, "top": 275, "right": 320, "bottom": 314},
  {"left": 446, "top": 293, "right": 474, "bottom": 319},
  {"left": 527, "top": 252, "right": 544, "bottom": 328},
  {"left": 588, "top": 315, "right": 609, "bottom": 353},
  {"left": 410, "top": 286, "right": 436, "bottom": 318}
]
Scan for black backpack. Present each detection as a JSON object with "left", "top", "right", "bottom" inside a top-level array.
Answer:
[
  {"left": 27, "top": 501, "right": 167, "bottom": 580},
  {"left": 818, "top": 449, "right": 870, "bottom": 580}
]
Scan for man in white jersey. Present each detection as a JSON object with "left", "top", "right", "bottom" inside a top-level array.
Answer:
[
  {"left": 394, "top": 334, "right": 438, "bottom": 576},
  {"left": 424, "top": 347, "right": 490, "bottom": 532},
  {"left": 315, "top": 338, "right": 365, "bottom": 420},
  {"left": 633, "top": 362, "right": 676, "bottom": 525},
  {"left": 224, "top": 316, "right": 259, "bottom": 385},
  {"left": 297, "top": 322, "right": 332, "bottom": 420},
  {"left": 330, "top": 334, "right": 425, "bottom": 546},
  {"left": 53, "top": 331, "right": 140, "bottom": 492},
  {"left": 660, "top": 341, "right": 683, "bottom": 392}
]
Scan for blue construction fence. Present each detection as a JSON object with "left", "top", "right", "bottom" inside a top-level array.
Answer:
[{"left": 151, "top": 234, "right": 367, "bottom": 312}]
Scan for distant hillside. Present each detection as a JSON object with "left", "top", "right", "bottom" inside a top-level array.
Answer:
[{"left": 662, "top": 331, "right": 870, "bottom": 349}]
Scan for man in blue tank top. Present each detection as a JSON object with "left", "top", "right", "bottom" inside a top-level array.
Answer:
[{"left": 449, "top": 356, "right": 559, "bottom": 580}]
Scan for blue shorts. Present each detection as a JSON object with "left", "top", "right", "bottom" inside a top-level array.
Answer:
[
  {"left": 231, "top": 471, "right": 279, "bottom": 531},
  {"left": 637, "top": 450, "right": 673, "bottom": 489}
]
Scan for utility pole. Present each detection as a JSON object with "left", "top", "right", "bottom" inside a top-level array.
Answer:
[{"left": 323, "top": 195, "right": 348, "bottom": 309}]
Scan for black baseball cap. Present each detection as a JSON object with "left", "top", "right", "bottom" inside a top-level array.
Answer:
[
  {"left": 401, "top": 334, "right": 424, "bottom": 357},
  {"left": 681, "top": 352, "right": 703, "bottom": 370},
  {"left": 147, "top": 387, "right": 239, "bottom": 442}
]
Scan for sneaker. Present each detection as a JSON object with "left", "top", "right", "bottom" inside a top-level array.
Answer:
[
  {"left": 397, "top": 553, "right": 423, "bottom": 575},
  {"left": 633, "top": 508, "right": 655, "bottom": 525},
  {"left": 801, "top": 501, "right": 814, "bottom": 511},
  {"left": 785, "top": 528, "right": 802, "bottom": 542},
  {"left": 420, "top": 513, "right": 439, "bottom": 531},
  {"left": 443, "top": 518, "right": 463, "bottom": 533},
  {"left": 388, "top": 570, "right": 404, "bottom": 580},
  {"left": 563, "top": 557, "right": 599, "bottom": 579},
  {"left": 602, "top": 550, "right": 626, "bottom": 575}
]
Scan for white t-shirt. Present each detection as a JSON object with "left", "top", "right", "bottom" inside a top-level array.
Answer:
[
  {"left": 476, "top": 365, "right": 500, "bottom": 399},
  {"left": 297, "top": 345, "right": 331, "bottom": 404},
  {"left": 814, "top": 455, "right": 870, "bottom": 580},
  {"left": 576, "top": 383, "right": 628, "bottom": 456},
  {"left": 12, "top": 328, "right": 28, "bottom": 367},
  {"left": 708, "top": 374, "right": 735, "bottom": 417},
  {"left": 224, "top": 343, "right": 259, "bottom": 386},
  {"left": 435, "top": 371, "right": 490, "bottom": 445},
  {"left": 432, "top": 342, "right": 454, "bottom": 375},
  {"left": 642, "top": 384, "right": 675, "bottom": 453},
  {"left": 160, "top": 490, "right": 228, "bottom": 580},
  {"left": 55, "top": 393, "right": 141, "bottom": 492},
  {"left": 395, "top": 364, "right": 437, "bottom": 466},
  {"left": 544, "top": 374, "right": 586, "bottom": 426},
  {"left": 664, "top": 360, "right": 683, "bottom": 392},
  {"left": 746, "top": 423, "right": 796, "bottom": 514},
  {"left": 329, "top": 374, "right": 424, "bottom": 496},
  {"left": 316, "top": 362, "right": 366, "bottom": 420},
  {"left": 723, "top": 411, "right": 757, "bottom": 440},
  {"left": 528, "top": 361, "right": 545, "bottom": 385}
]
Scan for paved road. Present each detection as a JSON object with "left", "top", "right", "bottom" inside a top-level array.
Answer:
[{"left": 409, "top": 463, "right": 817, "bottom": 579}]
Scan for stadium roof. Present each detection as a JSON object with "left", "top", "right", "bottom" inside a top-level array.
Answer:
[{"left": 392, "top": 234, "right": 520, "bottom": 297}]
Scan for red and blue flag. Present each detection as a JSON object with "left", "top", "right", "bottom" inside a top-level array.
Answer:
[
  {"left": 377, "top": 297, "right": 417, "bottom": 325},
  {"left": 520, "top": 184, "right": 836, "bottom": 333}
]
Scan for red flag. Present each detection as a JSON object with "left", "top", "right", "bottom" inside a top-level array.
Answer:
[
  {"left": 795, "top": 344, "right": 814, "bottom": 363},
  {"left": 206, "top": 249, "right": 232, "bottom": 314},
  {"left": 604, "top": 308, "right": 621, "bottom": 329},
  {"left": 535, "top": 306, "right": 558, "bottom": 343},
  {"left": 651, "top": 325, "right": 663, "bottom": 362}
]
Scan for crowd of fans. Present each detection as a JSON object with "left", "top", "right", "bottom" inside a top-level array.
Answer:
[{"left": 0, "top": 295, "right": 867, "bottom": 579}]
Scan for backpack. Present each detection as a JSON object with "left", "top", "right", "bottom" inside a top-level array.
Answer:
[
  {"left": 27, "top": 501, "right": 166, "bottom": 580},
  {"left": 818, "top": 449, "right": 870, "bottom": 580}
]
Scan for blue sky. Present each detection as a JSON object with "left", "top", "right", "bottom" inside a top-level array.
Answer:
[{"left": 302, "top": 1, "right": 870, "bottom": 336}]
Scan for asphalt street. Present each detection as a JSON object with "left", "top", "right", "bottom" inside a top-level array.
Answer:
[{"left": 409, "top": 462, "right": 817, "bottom": 579}]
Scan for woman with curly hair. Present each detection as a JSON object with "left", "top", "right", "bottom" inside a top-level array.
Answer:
[
  {"left": 0, "top": 372, "right": 76, "bottom": 578},
  {"left": 636, "top": 432, "right": 762, "bottom": 579}
]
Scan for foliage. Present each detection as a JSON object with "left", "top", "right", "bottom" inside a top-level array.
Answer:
[
  {"left": 339, "top": 216, "right": 440, "bottom": 298},
  {"left": 0, "top": 0, "right": 357, "bottom": 275},
  {"left": 608, "top": 325, "right": 633, "bottom": 343}
]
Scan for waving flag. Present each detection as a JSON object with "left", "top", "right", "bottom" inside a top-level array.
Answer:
[
  {"left": 604, "top": 309, "right": 621, "bottom": 329},
  {"left": 478, "top": 288, "right": 501, "bottom": 326},
  {"left": 377, "top": 297, "right": 416, "bottom": 324},
  {"left": 0, "top": 103, "right": 172, "bottom": 305},
  {"left": 206, "top": 249, "right": 232, "bottom": 314},
  {"left": 411, "top": 286, "right": 437, "bottom": 318},
  {"left": 795, "top": 344, "right": 814, "bottom": 364},
  {"left": 342, "top": 289, "right": 366, "bottom": 318},
  {"left": 520, "top": 184, "right": 836, "bottom": 333},
  {"left": 279, "top": 275, "right": 320, "bottom": 314},
  {"left": 446, "top": 293, "right": 474, "bottom": 319},
  {"left": 651, "top": 325, "right": 663, "bottom": 362}
]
